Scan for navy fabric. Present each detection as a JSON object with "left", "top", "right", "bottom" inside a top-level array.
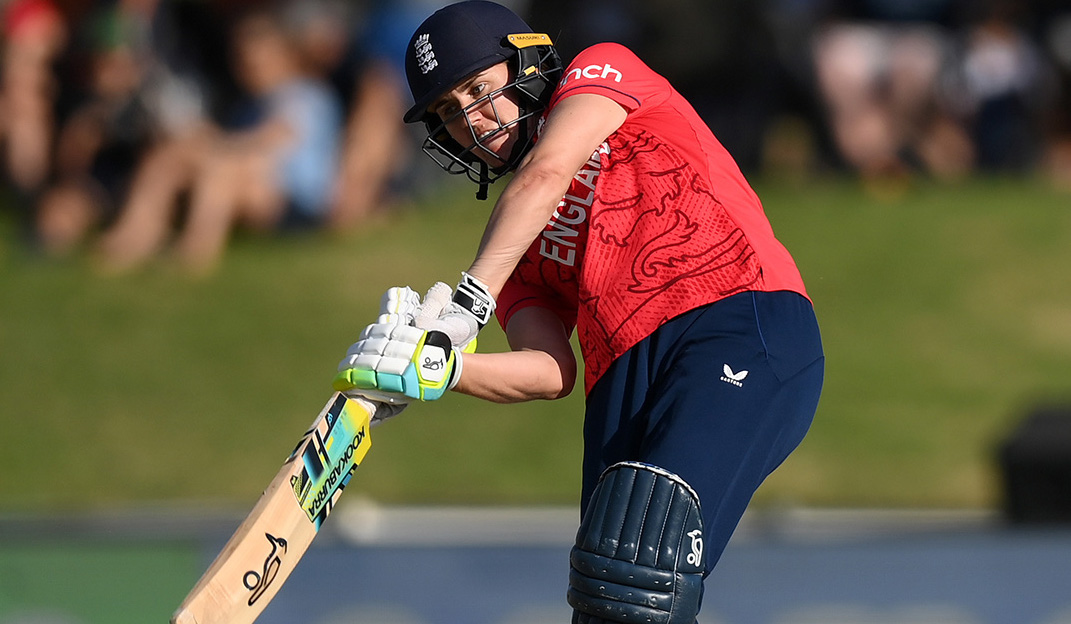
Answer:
[
  {"left": 568, "top": 462, "right": 706, "bottom": 624},
  {"left": 583, "top": 290, "right": 824, "bottom": 575},
  {"left": 402, "top": 0, "right": 534, "bottom": 122}
]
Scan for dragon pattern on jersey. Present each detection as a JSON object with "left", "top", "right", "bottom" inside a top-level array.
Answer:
[{"left": 512, "top": 127, "right": 765, "bottom": 392}]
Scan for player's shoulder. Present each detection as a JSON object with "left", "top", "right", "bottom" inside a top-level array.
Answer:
[
  {"left": 565, "top": 42, "right": 646, "bottom": 71},
  {"left": 557, "top": 42, "right": 658, "bottom": 99}
]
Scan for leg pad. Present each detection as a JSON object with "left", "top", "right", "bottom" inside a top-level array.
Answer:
[{"left": 568, "top": 461, "right": 705, "bottom": 624}]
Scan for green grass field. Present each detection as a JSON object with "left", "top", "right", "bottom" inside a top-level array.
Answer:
[{"left": 2, "top": 176, "right": 1069, "bottom": 512}]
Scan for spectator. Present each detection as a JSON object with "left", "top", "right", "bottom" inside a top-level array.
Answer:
[
  {"left": 33, "top": 4, "right": 164, "bottom": 256},
  {"left": 94, "top": 5, "right": 344, "bottom": 274},
  {"left": 948, "top": 1, "right": 1056, "bottom": 173},
  {"left": 32, "top": 0, "right": 226, "bottom": 256},
  {"left": 1041, "top": 9, "right": 1071, "bottom": 189},
  {"left": 323, "top": 0, "right": 453, "bottom": 231},
  {"left": 810, "top": 0, "right": 976, "bottom": 187},
  {"left": 0, "top": 0, "right": 67, "bottom": 197}
]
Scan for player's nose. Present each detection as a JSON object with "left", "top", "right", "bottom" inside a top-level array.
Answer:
[{"left": 462, "top": 103, "right": 489, "bottom": 125}]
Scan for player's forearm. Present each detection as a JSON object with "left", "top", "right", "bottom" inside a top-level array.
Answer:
[
  {"left": 453, "top": 349, "right": 575, "bottom": 403},
  {"left": 466, "top": 155, "right": 578, "bottom": 295},
  {"left": 466, "top": 96, "right": 626, "bottom": 295}
]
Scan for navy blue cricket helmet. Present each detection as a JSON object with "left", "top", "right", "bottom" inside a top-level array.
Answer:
[{"left": 403, "top": 1, "right": 563, "bottom": 198}]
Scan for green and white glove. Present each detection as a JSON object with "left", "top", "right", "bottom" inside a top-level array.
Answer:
[
  {"left": 415, "top": 272, "right": 496, "bottom": 348},
  {"left": 411, "top": 274, "right": 494, "bottom": 351},
  {"left": 332, "top": 275, "right": 494, "bottom": 405},
  {"left": 332, "top": 321, "right": 467, "bottom": 403},
  {"left": 330, "top": 286, "right": 419, "bottom": 420}
]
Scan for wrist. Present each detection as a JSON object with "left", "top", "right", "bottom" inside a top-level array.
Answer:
[
  {"left": 447, "top": 347, "right": 465, "bottom": 391},
  {"left": 452, "top": 272, "right": 496, "bottom": 328}
]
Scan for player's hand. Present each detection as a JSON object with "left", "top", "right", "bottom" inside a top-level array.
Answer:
[
  {"left": 375, "top": 285, "right": 422, "bottom": 325},
  {"left": 333, "top": 320, "right": 469, "bottom": 402},
  {"left": 414, "top": 273, "right": 496, "bottom": 350},
  {"left": 332, "top": 286, "right": 421, "bottom": 420},
  {"left": 333, "top": 282, "right": 480, "bottom": 406}
]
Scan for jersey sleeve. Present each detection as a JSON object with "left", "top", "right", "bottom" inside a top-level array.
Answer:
[
  {"left": 549, "top": 42, "right": 669, "bottom": 115},
  {"left": 496, "top": 267, "right": 578, "bottom": 334}
]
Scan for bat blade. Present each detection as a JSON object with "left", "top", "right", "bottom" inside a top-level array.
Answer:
[{"left": 171, "top": 392, "right": 375, "bottom": 624}]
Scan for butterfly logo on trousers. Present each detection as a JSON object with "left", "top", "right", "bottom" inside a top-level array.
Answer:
[{"left": 720, "top": 365, "right": 748, "bottom": 388}]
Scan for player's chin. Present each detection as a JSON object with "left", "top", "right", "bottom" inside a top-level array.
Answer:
[
  {"left": 474, "top": 151, "right": 509, "bottom": 169},
  {"left": 474, "top": 135, "right": 515, "bottom": 168}
]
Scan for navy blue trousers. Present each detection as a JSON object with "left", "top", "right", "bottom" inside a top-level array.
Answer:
[{"left": 583, "top": 290, "right": 824, "bottom": 575}]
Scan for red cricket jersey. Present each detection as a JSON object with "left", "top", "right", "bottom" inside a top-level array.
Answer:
[{"left": 496, "top": 42, "right": 809, "bottom": 394}]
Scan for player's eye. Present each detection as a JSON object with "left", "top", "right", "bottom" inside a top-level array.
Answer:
[{"left": 436, "top": 101, "right": 460, "bottom": 120}]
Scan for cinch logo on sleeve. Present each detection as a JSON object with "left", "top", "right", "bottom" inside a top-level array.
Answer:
[{"left": 559, "top": 63, "right": 623, "bottom": 87}]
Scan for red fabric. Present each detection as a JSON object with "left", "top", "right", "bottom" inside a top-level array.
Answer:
[
  {"left": 497, "top": 43, "right": 809, "bottom": 393},
  {"left": 3, "top": 0, "right": 61, "bottom": 40}
]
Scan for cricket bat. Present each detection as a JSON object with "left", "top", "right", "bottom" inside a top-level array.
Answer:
[{"left": 172, "top": 392, "right": 377, "bottom": 624}]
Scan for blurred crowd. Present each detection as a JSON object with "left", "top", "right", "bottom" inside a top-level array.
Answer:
[
  {"left": 2, "top": 0, "right": 1070, "bottom": 274},
  {"left": 1, "top": 0, "right": 453, "bottom": 273},
  {"left": 527, "top": 0, "right": 1071, "bottom": 190}
]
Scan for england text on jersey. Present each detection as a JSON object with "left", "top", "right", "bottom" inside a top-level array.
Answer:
[{"left": 539, "top": 144, "right": 605, "bottom": 266}]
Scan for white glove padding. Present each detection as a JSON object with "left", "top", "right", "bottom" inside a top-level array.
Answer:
[
  {"left": 378, "top": 286, "right": 422, "bottom": 325},
  {"left": 332, "top": 285, "right": 422, "bottom": 421},
  {"left": 332, "top": 278, "right": 491, "bottom": 413},
  {"left": 413, "top": 273, "right": 496, "bottom": 350},
  {"left": 413, "top": 282, "right": 479, "bottom": 350},
  {"left": 334, "top": 320, "right": 462, "bottom": 402}
]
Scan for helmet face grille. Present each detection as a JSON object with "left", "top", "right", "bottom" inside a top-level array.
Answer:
[
  {"left": 418, "top": 44, "right": 563, "bottom": 189},
  {"left": 402, "top": 2, "right": 563, "bottom": 195}
]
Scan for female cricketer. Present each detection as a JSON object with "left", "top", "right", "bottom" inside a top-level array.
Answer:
[{"left": 334, "top": 2, "right": 825, "bottom": 621}]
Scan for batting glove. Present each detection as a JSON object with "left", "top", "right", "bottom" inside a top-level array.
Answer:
[
  {"left": 332, "top": 281, "right": 484, "bottom": 405},
  {"left": 414, "top": 272, "right": 496, "bottom": 349},
  {"left": 330, "top": 286, "right": 419, "bottom": 419},
  {"left": 377, "top": 285, "right": 422, "bottom": 325}
]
